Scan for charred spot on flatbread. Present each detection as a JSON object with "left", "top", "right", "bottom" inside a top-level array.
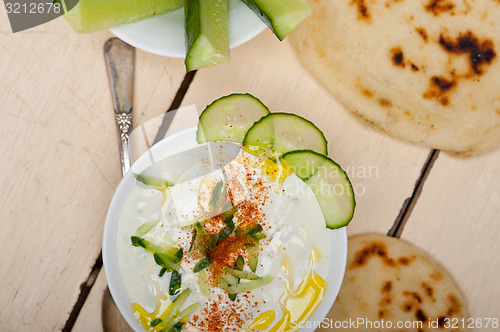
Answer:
[
  {"left": 422, "top": 31, "right": 496, "bottom": 105},
  {"left": 416, "top": 308, "right": 427, "bottom": 322},
  {"left": 389, "top": 47, "right": 420, "bottom": 72},
  {"left": 291, "top": 0, "right": 500, "bottom": 156},
  {"left": 350, "top": 0, "right": 371, "bottom": 22},
  {"left": 382, "top": 280, "right": 392, "bottom": 292},
  {"left": 398, "top": 255, "right": 416, "bottom": 265},
  {"left": 351, "top": 241, "right": 396, "bottom": 268},
  {"left": 438, "top": 31, "right": 496, "bottom": 76},
  {"left": 391, "top": 47, "right": 406, "bottom": 68},
  {"left": 421, "top": 281, "right": 436, "bottom": 301},
  {"left": 423, "top": 76, "right": 456, "bottom": 105},
  {"left": 424, "top": 0, "right": 455, "bottom": 16},
  {"left": 389, "top": 30, "right": 496, "bottom": 106},
  {"left": 416, "top": 27, "right": 429, "bottom": 42}
]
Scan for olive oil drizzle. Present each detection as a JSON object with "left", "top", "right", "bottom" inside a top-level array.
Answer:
[{"left": 243, "top": 246, "right": 327, "bottom": 331}]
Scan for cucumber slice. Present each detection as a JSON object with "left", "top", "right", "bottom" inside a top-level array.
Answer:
[
  {"left": 159, "top": 289, "right": 192, "bottom": 328},
  {"left": 234, "top": 255, "right": 245, "bottom": 271},
  {"left": 134, "top": 173, "right": 174, "bottom": 191},
  {"left": 193, "top": 257, "right": 212, "bottom": 273},
  {"left": 197, "top": 94, "right": 270, "bottom": 144},
  {"left": 220, "top": 270, "right": 240, "bottom": 285},
  {"left": 227, "top": 275, "right": 273, "bottom": 293},
  {"left": 197, "top": 270, "right": 211, "bottom": 297},
  {"left": 241, "top": 0, "right": 312, "bottom": 40},
  {"left": 244, "top": 242, "right": 259, "bottom": 272},
  {"left": 131, "top": 236, "right": 181, "bottom": 262},
  {"left": 154, "top": 253, "right": 181, "bottom": 272},
  {"left": 282, "top": 150, "right": 355, "bottom": 229},
  {"left": 225, "top": 267, "right": 260, "bottom": 280},
  {"left": 62, "top": 0, "right": 183, "bottom": 33},
  {"left": 136, "top": 217, "right": 160, "bottom": 237},
  {"left": 184, "top": 0, "right": 230, "bottom": 71},
  {"left": 243, "top": 113, "right": 328, "bottom": 155}
]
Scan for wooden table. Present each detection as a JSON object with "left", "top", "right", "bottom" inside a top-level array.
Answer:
[{"left": 1, "top": 12, "right": 499, "bottom": 332}]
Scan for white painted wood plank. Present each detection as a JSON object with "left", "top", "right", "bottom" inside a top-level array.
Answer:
[
  {"left": 402, "top": 150, "right": 500, "bottom": 321},
  {"left": 0, "top": 15, "right": 186, "bottom": 330}
]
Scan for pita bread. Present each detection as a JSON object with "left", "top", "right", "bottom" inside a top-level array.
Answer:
[
  {"left": 318, "top": 234, "right": 469, "bottom": 331},
  {"left": 290, "top": 0, "right": 500, "bottom": 157}
]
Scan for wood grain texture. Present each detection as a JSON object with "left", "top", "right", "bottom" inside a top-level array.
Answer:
[
  {"left": 401, "top": 150, "right": 500, "bottom": 321},
  {"left": 180, "top": 30, "right": 431, "bottom": 236},
  {"left": 0, "top": 14, "right": 185, "bottom": 330}
]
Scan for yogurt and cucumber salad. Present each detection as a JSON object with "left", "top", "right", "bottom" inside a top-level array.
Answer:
[{"left": 116, "top": 94, "right": 355, "bottom": 331}]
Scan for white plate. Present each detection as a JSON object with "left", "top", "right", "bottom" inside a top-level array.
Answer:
[
  {"left": 103, "top": 128, "right": 347, "bottom": 332},
  {"left": 110, "top": 0, "right": 267, "bottom": 58}
]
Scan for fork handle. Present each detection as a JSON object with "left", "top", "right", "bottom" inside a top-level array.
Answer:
[{"left": 104, "top": 38, "right": 136, "bottom": 176}]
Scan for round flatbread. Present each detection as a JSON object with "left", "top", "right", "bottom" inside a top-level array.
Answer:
[
  {"left": 290, "top": 0, "right": 500, "bottom": 157},
  {"left": 317, "top": 234, "right": 469, "bottom": 331}
]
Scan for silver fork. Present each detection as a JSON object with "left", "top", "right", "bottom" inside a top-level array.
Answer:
[
  {"left": 104, "top": 38, "right": 135, "bottom": 176},
  {"left": 102, "top": 37, "right": 136, "bottom": 332}
]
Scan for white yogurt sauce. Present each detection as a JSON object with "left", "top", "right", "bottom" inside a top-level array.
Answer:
[{"left": 117, "top": 142, "right": 330, "bottom": 331}]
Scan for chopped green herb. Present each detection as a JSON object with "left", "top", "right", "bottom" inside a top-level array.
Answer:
[
  {"left": 195, "top": 223, "right": 217, "bottom": 250},
  {"left": 234, "top": 255, "right": 244, "bottom": 271},
  {"left": 246, "top": 223, "right": 263, "bottom": 235},
  {"left": 169, "top": 270, "right": 182, "bottom": 295},
  {"left": 193, "top": 257, "right": 212, "bottom": 273},
  {"left": 131, "top": 235, "right": 146, "bottom": 248},
  {"left": 209, "top": 181, "right": 224, "bottom": 209},
  {"left": 159, "top": 267, "right": 167, "bottom": 277},
  {"left": 245, "top": 242, "right": 259, "bottom": 272},
  {"left": 130, "top": 236, "right": 179, "bottom": 262},
  {"left": 132, "top": 237, "right": 180, "bottom": 271},
  {"left": 220, "top": 206, "right": 238, "bottom": 223},
  {"left": 175, "top": 248, "right": 184, "bottom": 261},
  {"left": 134, "top": 173, "right": 174, "bottom": 191},
  {"left": 168, "top": 322, "right": 183, "bottom": 332},
  {"left": 236, "top": 223, "right": 265, "bottom": 239},
  {"left": 245, "top": 234, "right": 260, "bottom": 247},
  {"left": 225, "top": 267, "right": 261, "bottom": 280},
  {"left": 253, "top": 232, "right": 267, "bottom": 240},
  {"left": 131, "top": 236, "right": 183, "bottom": 267},
  {"left": 154, "top": 253, "right": 181, "bottom": 272},
  {"left": 151, "top": 318, "right": 162, "bottom": 327},
  {"left": 220, "top": 270, "right": 239, "bottom": 285},
  {"left": 227, "top": 275, "right": 273, "bottom": 294},
  {"left": 217, "top": 222, "right": 234, "bottom": 242},
  {"left": 228, "top": 255, "right": 245, "bottom": 301},
  {"left": 136, "top": 217, "right": 160, "bottom": 237},
  {"left": 188, "top": 227, "right": 197, "bottom": 252}
]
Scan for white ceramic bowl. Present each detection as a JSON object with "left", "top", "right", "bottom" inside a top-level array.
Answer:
[
  {"left": 110, "top": 0, "right": 266, "bottom": 58},
  {"left": 103, "top": 127, "right": 347, "bottom": 332}
]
